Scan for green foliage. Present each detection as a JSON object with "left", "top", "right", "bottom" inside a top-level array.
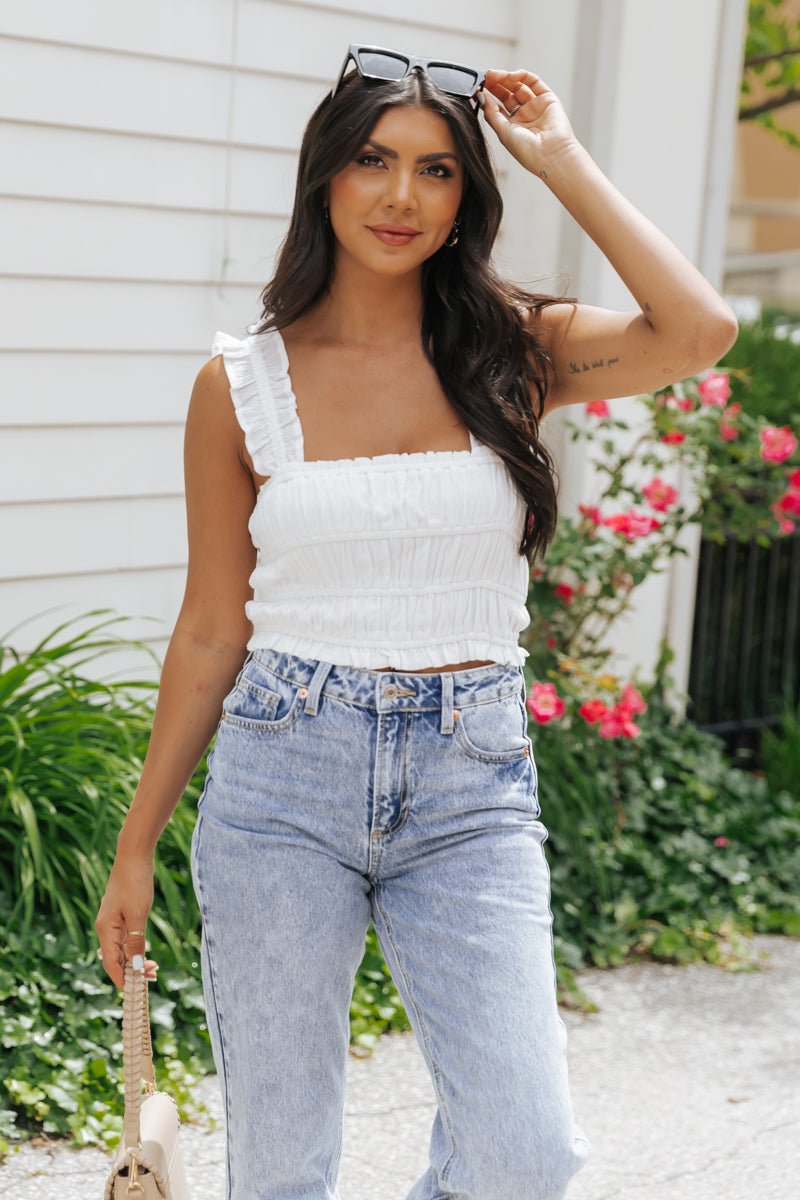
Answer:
[
  {"left": 349, "top": 927, "right": 413, "bottom": 1055},
  {"left": 0, "top": 612, "right": 201, "bottom": 958},
  {"left": 717, "top": 307, "right": 800, "bottom": 432},
  {"left": 742, "top": 1, "right": 800, "bottom": 150},
  {"left": 532, "top": 658, "right": 800, "bottom": 984},
  {"left": 0, "top": 911, "right": 213, "bottom": 1161},
  {"left": 758, "top": 691, "right": 800, "bottom": 797},
  {"left": 517, "top": 340, "right": 799, "bottom": 999}
]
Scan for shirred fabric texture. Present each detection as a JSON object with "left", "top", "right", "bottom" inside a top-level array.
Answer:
[{"left": 211, "top": 327, "right": 532, "bottom": 670}]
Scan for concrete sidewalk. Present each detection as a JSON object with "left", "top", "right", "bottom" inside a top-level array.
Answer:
[{"left": 1, "top": 933, "right": 797, "bottom": 1199}]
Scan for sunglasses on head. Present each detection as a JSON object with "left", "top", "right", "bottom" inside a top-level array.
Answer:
[{"left": 329, "top": 44, "right": 485, "bottom": 110}]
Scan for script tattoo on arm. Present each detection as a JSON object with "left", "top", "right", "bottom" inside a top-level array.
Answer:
[{"left": 567, "top": 355, "right": 620, "bottom": 375}]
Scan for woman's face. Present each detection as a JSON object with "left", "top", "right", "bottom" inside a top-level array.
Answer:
[{"left": 327, "top": 104, "right": 465, "bottom": 276}]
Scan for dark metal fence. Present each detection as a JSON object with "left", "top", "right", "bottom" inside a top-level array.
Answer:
[{"left": 687, "top": 527, "right": 800, "bottom": 762}]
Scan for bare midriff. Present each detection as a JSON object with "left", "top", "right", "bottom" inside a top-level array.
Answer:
[{"left": 374, "top": 659, "right": 496, "bottom": 674}]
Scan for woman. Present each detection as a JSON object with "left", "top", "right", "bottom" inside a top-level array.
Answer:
[{"left": 95, "top": 45, "right": 738, "bottom": 1200}]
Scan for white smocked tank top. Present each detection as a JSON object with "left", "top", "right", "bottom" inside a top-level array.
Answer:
[{"left": 211, "top": 326, "right": 532, "bottom": 669}]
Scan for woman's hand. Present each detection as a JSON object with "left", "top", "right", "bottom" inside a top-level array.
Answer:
[
  {"left": 95, "top": 852, "right": 159, "bottom": 990},
  {"left": 479, "top": 68, "right": 580, "bottom": 174}
]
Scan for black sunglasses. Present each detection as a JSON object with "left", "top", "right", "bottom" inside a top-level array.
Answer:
[{"left": 329, "top": 44, "right": 485, "bottom": 110}]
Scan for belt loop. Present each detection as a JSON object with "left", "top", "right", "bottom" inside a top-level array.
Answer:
[
  {"left": 440, "top": 670, "right": 455, "bottom": 735},
  {"left": 303, "top": 660, "right": 333, "bottom": 716}
]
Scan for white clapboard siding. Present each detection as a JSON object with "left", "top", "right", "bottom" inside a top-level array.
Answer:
[
  {"left": 3, "top": 121, "right": 298, "bottom": 214},
  {"left": 0, "top": 352, "right": 194, "bottom": 425},
  {"left": 0, "top": 427, "right": 183, "bottom": 504},
  {"left": 0, "top": 0, "right": 516, "bottom": 679},
  {"left": 0, "top": 1, "right": 514, "bottom": 67},
  {"left": 1, "top": 497, "right": 186, "bottom": 578},
  {"left": 1, "top": 198, "right": 289, "bottom": 285}
]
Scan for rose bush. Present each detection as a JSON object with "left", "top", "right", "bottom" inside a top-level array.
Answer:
[
  {"left": 521, "top": 364, "right": 800, "bottom": 737},
  {"left": 517, "top": 359, "right": 800, "bottom": 997}
]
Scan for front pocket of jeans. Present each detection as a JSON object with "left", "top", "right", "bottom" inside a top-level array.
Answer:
[
  {"left": 221, "top": 673, "right": 303, "bottom": 731},
  {"left": 452, "top": 693, "right": 532, "bottom": 764}
]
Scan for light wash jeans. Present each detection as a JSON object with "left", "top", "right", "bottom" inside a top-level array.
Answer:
[{"left": 190, "top": 647, "right": 592, "bottom": 1200}]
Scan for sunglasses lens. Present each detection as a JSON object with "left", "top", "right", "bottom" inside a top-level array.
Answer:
[
  {"left": 358, "top": 50, "right": 409, "bottom": 80},
  {"left": 426, "top": 64, "right": 479, "bottom": 95}
]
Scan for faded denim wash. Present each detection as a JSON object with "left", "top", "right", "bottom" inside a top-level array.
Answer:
[{"left": 190, "top": 647, "right": 592, "bottom": 1199}]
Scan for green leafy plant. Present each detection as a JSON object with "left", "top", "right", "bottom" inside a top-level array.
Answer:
[
  {"left": 741, "top": 0, "right": 800, "bottom": 151},
  {"left": 717, "top": 306, "right": 800, "bottom": 434},
  {"left": 758, "top": 690, "right": 800, "bottom": 797},
  {"left": 532, "top": 650, "right": 800, "bottom": 1002}
]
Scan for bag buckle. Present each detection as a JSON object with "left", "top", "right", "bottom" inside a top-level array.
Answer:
[{"left": 125, "top": 1150, "right": 145, "bottom": 1196}]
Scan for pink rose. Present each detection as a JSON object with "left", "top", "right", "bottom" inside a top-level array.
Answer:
[
  {"left": 760, "top": 425, "right": 798, "bottom": 464},
  {"left": 714, "top": 836, "right": 729, "bottom": 848},
  {"left": 776, "top": 488, "right": 800, "bottom": 518},
  {"left": 554, "top": 582, "right": 574, "bottom": 605},
  {"left": 603, "top": 510, "right": 662, "bottom": 540},
  {"left": 578, "top": 504, "right": 603, "bottom": 525},
  {"left": 586, "top": 400, "right": 611, "bottom": 417},
  {"left": 719, "top": 401, "right": 741, "bottom": 442},
  {"left": 661, "top": 430, "right": 686, "bottom": 445},
  {"left": 598, "top": 707, "right": 641, "bottom": 739},
  {"left": 526, "top": 682, "right": 566, "bottom": 724},
  {"left": 770, "top": 498, "right": 796, "bottom": 534},
  {"left": 579, "top": 699, "right": 608, "bottom": 724},
  {"left": 697, "top": 371, "right": 732, "bottom": 408},
  {"left": 642, "top": 476, "right": 679, "bottom": 512},
  {"left": 619, "top": 684, "right": 647, "bottom": 715}
]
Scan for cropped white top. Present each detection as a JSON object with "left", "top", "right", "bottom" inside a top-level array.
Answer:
[{"left": 211, "top": 326, "right": 532, "bottom": 670}]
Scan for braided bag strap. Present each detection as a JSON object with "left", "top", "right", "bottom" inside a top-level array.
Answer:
[{"left": 122, "top": 958, "right": 156, "bottom": 1150}]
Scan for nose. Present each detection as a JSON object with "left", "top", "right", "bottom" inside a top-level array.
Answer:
[{"left": 383, "top": 169, "right": 418, "bottom": 211}]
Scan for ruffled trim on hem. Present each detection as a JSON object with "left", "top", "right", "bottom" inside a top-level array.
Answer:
[{"left": 245, "top": 630, "right": 528, "bottom": 670}]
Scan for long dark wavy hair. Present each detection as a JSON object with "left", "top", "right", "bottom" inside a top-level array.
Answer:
[{"left": 249, "top": 68, "right": 578, "bottom": 566}]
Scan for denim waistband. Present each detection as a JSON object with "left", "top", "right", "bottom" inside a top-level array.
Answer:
[{"left": 250, "top": 646, "right": 527, "bottom": 715}]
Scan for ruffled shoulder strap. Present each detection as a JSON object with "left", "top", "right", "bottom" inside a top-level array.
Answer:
[{"left": 211, "top": 328, "right": 304, "bottom": 476}]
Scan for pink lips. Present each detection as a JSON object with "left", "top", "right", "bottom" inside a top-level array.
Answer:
[{"left": 369, "top": 226, "right": 420, "bottom": 246}]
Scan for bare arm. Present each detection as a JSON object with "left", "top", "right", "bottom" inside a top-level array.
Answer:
[
  {"left": 115, "top": 352, "right": 257, "bottom": 857},
  {"left": 95, "top": 351, "right": 257, "bottom": 985}
]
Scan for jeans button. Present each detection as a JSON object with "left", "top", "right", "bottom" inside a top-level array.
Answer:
[{"left": 384, "top": 685, "right": 398, "bottom": 699}]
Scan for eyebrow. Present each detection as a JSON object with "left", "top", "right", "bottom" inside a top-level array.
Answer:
[{"left": 365, "top": 138, "right": 460, "bottom": 164}]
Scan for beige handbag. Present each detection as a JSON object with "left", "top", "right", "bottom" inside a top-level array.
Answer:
[{"left": 104, "top": 957, "right": 191, "bottom": 1199}]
